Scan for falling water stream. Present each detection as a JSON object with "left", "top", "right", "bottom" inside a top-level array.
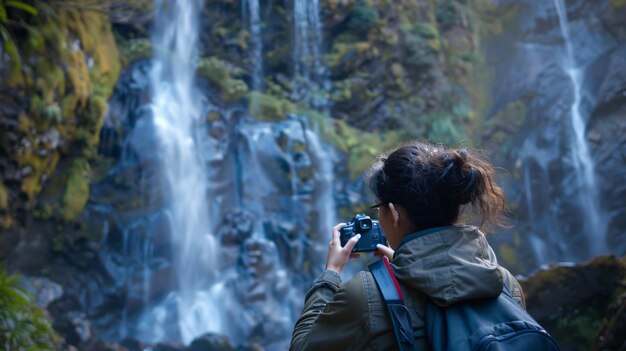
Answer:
[
  {"left": 149, "top": 0, "right": 221, "bottom": 343},
  {"left": 293, "top": 0, "right": 330, "bottom": 109},
  {"left": 552, "top": 0, "right": 606, "bottom": 256},
  {"left": 245, "top": 0, "right": 264, "bottom": 91},
  {"left": 92, "top": 0, "right": 339, "bottom": 347}
]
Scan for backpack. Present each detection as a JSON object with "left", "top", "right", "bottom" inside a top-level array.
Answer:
[{"left": 369, "top": 257, "right": 560, "bottom": 351}]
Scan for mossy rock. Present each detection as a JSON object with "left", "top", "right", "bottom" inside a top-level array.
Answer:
[
  {"left": 197, "top": 57, "right": 248, "bottom": 102},
  {"left": 0, "top": 183, "right": 8, "bottom": 210},
  {"left": 118, "top": 38, "right": 153, "bottom": 65},
  {"left": 60, "top": 159, "right": 91, "bottom": 222},
  {"left": 521, "top": 255, "right": 626, "bottom": 351},
  {"left": 19, "top": 152, "right": 61, "bottom": 201},
  {"left": 0, "top": 182, "right": 11, "bottom": 230},
  {"left": 610, "top": 0, "right": 626, "bottom": 8},
  {"left": 247, "top": 92, "right": 295, "bottom": 121},
  {"left": 330, "top": 119, "right": 403, "bottom": 179},
  {"left": 346, "top": 2, "right": 379, "bottom": 33}
]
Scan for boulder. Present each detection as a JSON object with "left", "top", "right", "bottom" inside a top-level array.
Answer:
[
  {"left": 187, "top": 333, "right": 235, "bottom": 351},
  {"left": 521, "top": 255, "right": 626, "bottom": 351}
]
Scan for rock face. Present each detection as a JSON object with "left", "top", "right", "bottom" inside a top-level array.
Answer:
[
  {"left": 480, "top": 0, "right": 626, "bottom": 272},
  {"left": 521, "top": 255, "right": 626, "bottom": 351}
]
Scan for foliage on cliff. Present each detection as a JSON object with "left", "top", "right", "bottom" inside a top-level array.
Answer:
[
  {"left": 0, "top": 270, "right": 60, "bottom": 350},
  {"left": 0, "top": 1, "right": 120, "bottom": 225},
  {"left": 0, "top": 0, "right": 510, "bottom": 230}
]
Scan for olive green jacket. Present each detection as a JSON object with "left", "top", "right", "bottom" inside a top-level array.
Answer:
[{"left": 290, "top": 225, "right": 525, "bottom": 351}]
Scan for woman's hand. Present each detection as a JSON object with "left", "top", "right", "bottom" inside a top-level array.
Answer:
[
  {"left": 375, "top": 243, "right": 394, "bottom": 260},
  {"left": 325, "top": 223, "right": 361, "bottom": 274}
]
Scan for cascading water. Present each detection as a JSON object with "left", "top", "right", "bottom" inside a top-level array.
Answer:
[
  {"left": 244, "top": 0, "right": 264, "bottom": 91},
  {"left": 552, "top": 0, "right": 606, "bottom": 256},
  {"left": 149, "top": 0, "right": 221, "bottom": 343},
  {"left": 293, "top": 0, "right": 330, "bottom": 110},
  {"left": 510, "top": 0, "right": 610, "bottom": 266},
  {"left": 92, "top": 1, "right": 341, "bottom": 348}
]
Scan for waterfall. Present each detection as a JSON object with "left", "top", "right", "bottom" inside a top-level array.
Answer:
[
  {"left": 293, "top": 0, "right": 330, "bottom": 110},
  {"left": 552, "top": 0, "right": 606, "bottom": 256},
  {"left": 244, "top": 0, "right": 264, "bottom": 91},
  {"left": 149, "top": 0, "right": 221, "bottom": 343}
]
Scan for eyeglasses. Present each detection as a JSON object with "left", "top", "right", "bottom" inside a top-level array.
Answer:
[{"left": 370, "top": 202, "right": 386, "bottom": 209}]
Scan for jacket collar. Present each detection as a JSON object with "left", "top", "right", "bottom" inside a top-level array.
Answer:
[{"left": 394, "top": 226, "right": 452, "bottom": 252}]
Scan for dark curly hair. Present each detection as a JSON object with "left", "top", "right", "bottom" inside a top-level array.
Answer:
[{"left": 368, "top": 141, "right": 507, "bottom": 229}]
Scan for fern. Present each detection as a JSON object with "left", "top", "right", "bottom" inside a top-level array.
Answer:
[
  {"left": 0, "top": 270, "right": 61, "bottom": 350},
  {"left": 0, "top": 0, "right": 39, "bottom": 70}
]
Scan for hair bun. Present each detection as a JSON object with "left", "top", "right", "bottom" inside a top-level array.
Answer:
[
  {"left": 457, "top": 167, "right": 480, "bottom": 205},
  {"left": 459, "top": 148, "right": 469, "bottom": 161}
]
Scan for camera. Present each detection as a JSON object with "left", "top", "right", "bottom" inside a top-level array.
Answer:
[{"left": 340, "top": 214, "right": 387, "bottom": 252}]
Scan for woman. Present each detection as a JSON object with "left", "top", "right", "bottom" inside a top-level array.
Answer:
[{"left": 290, "top": 141, "right": 525, "bottom": 350}]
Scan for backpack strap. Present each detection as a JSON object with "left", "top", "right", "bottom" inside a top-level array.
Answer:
[{"left": 369, "top": 257, "right": 416, "bottom": 351}]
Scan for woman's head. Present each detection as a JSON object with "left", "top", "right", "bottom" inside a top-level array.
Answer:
[{"left": 368, "top": 141, "right": 506, "bottom": 231}]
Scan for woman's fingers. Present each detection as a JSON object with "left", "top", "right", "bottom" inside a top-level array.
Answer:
[
  {"left": 331, "top": 223, "right": 346, "bottom": 245},
  {"left": 343, "top": 233, "right": 361, "bottom": 252},
  {"left": 376, "top": 244, "right": 394, "bottom": 260},
  {"left": 326, "top": 223, "right": 359, "bottom": 274}
]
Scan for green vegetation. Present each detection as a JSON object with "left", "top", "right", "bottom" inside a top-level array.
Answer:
[
  {"left": 198, "top": 57, "right": 249, "bottom": 102},
  {"left": 0, "top": 270, "right": 60, "bottom": 350},
  {"left": 117, "top": 38, "right": 152, "bottom": 65},
  {"left": 248, "top": 91, "right": 295, "bottom": 121},
  {"left": 60, "top": 159, "right": 90, "bottom": 222},
  {"left": 347, "top": 1, "right": 379, "bottom": 33},
  {"left": 0, "top": 0, "right": 39, "bottom": 70},
  {"left": 0, "top": 2, "right": 121, "bottom": 224}
]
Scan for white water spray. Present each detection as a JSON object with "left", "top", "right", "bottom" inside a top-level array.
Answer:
[
  {"left": 244, "top": 0, "right": 264, "bottom": 91},
  {"left": 293, "top": 0, "right": 330, "bottom": 109},
  {"left": 552, "top": 0, "right": 606, "bottom": 255},
  {"left": 150, "top": 0, "right": 221, "bottom": 343}
]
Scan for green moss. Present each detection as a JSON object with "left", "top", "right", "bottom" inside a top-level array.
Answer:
[
  {"left": 248, "top": 91, "right": 295, "bottom": 121},
  {"left": 0, "top": 183, "right": 8, "bottom": 210},
  {"left": 51, "top": 236, "right": 65, "bottom": 253},
  {"left": 498, "top": 244, "right": 518, "bottom": 269},
  {"left": 197, "top": 57, "right": 248, "bottom": 102},
  {"left": 347, "top": 2, "right": 379, "bottom": 33},
  {"left": 118, "top": 38, "right": 152, "bottom": 65},
  {"left": 40, "top": 103, "right": 62, "bottom": 125},
  {"left": 324, "top": 41, "right": 370, "bottom": 70},
  {"left": 60, "top": 159, "right": 91, "bottom": 222},
  {"left": 291, "top": 107, "right": 405, "bottom": 180},
  {"left": 33, "top": 203, "right": 54, "bottom": 220},
  {"left": 19, "top": 151, "right": 61, "bottom": 201},
  {"left": 554, "top": 310, "right": 604, "bottom": 351},
  {"left": 0, "top": 181, "right": 9, "bottom": 230},
  {"left": 610, "top": 0, "right": 626, "bottom": 8},
  {"left": 428, "top": 113, "right": 467, "bottom": 144}
]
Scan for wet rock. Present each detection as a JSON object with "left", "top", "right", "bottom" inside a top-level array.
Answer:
[
  {"left": 120, "top": 337, "right": 144, "bottom": 351},
  {"left": 78, "top": 338, "right": 129, "bottom": 351},
  {"left": 153, "top": 344, "right": 186, "bottom": 351},
  {"left": 593, "top": 293, "right": 626, "bottom": 351},
  {"left": 521, "top": 255, "right": 626, "bottom": 351},
  {"left": 49, "top": 295, "right": 91, "bottom": 346},
  {"left": 19, "top": 276, "right": 63, "bottom": 308},
  {"left": 217, "top": 208, "right": 255, "bottom": 246},
  {"left": 187, "top": 333, "right": 235, "bottom": 351},
  {"left": 220, "top": 237, "right": 297, "bottom": 349}
]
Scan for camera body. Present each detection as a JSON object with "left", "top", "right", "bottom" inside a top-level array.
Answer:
[{"left": 340, "top": 214, "right": 387, "bottom": 252}]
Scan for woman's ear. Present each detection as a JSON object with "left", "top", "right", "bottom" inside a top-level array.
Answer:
[{"left": 388, "top": 203, "right": 400, "bottom": 228}]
